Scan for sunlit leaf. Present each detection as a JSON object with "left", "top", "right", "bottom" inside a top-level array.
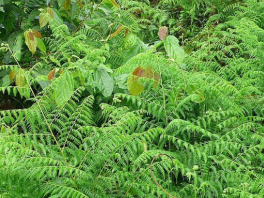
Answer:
[
  {"left": 15, "top": 69, "right": 24, "bottom": 87},
  {"left": 39, "top": 13, "right": 50, "bottom": 28},
  {"left": 127, "top": 75, "right": 144, "bottom": 96},
  {"left": 24, "top": 30, "right": 37, "bottom": 54}
]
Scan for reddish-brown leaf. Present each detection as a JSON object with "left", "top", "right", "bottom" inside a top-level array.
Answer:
[
  {"left": 125, "top": 28, "right": 130, "bottom": 37},
  {"left": 47, "top": 69, "right": 56, "bottom": 81},
  {"left": 28, "top": 31, "right": 34, "bottom": 41},
  {"left": 132, "top": 66, "right": 145, "bottom": 77},
  {"left": 77, "top": 0, "right": 83, "bottom": 8},
  {"left": 128, "top": 66, "right": 160, "bottom": 95},
  {"left": 32, "top": 30, "right": 42, "bottom": 38},
  {"left": 158, "top": 26, "right": 168, "bottom": 40},
  {"left": 110, "top": 25, "right": 124, "bottom": 39}
]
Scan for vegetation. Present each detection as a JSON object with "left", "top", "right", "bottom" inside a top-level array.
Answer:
[{"left": 0, "top": 0, "right": 264, "bottom": 197}]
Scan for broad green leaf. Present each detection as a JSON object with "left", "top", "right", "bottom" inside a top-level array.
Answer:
[
  {"left": 52, "top": 8, "right": 63, "bottom": 26},
  {"left": 71, "top": 3, "right": 78, "bottom": 20},
  {"left": 124, "top": 38, "right": 148, "bottom": 62},
  {"left": 24, "top": 30, "right": 37, "bottom": 54},
  {"left": 55, "top": 71, "right": 74, "bottom": 106},
  {"left": 13, "top": 35, "right": 23, "bottom": 61},
  {"left": 164, "top": 35, "right": 187, "bottom": 65},
  {"left": 2, "top": 75, "right": 11, "bottom": 87},
  {"left": 115, "top": 74, "right": 128, "bottom": 89},
  {"left": 95, "top": 68, "right": 114, "bottom": 97},
  {"left": 36, "top": 38, "right": 46, "bottom": 53}
]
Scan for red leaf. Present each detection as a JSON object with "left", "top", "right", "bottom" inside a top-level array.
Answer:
[
  {"left": 32, "top": 30, "right": 42, "bottom": 38},
  {"left": 28, "top": 31, "right": 34, "bottom": 40}
]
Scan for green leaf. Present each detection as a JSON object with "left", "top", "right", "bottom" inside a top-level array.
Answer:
[
  {"left": 164, "top": 35, "right": 187, "bottom": 65},
  {"left": 95, "top": 68, "right": 114, "bottom": 97},
  {"left": 50, "top": 56, "right": 61, "bottom": 66},
  {"left": 13, "top": 35, "right": 23, "bottom": 61},
  {"left": 2, "top": 75, "right": 11, "bottom": 87},
  {"left": 71, "top": 3, "right": 78, "bottom": 20},
  {"left": 55, "top": 71, "right": 74, "bottom": 106},
  {"left": 186, "top": 85, "right": 205, "bottom": 103},
  {"left": 37, "top": 38, "right": 46, "bottom": 53},
  {"left": 52, "top": 8, "right": 63, "bottom": 26}
]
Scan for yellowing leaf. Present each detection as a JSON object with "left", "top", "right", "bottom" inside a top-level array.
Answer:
[
  {"left": 110, "top": 25, "right": 124, "bottom": 39},
  {"left": 15, "top": 69, "right": 24, "bottom": 87},
  {"left": 64, "top": 0, "right": 71, "bottom": 10},
  {"left": 47, "top": 7, "right": 54, "bottom": 18},
  {"left": 1, "top": 125, "right": 6, "bottom": 133},
  {"left": 9, "top": 70, "right": 16, "bottom": 83},
  {"left": 127, "top": 76, "right": 144, "bottom": 96},
  {"left": 24, "top": 30, "right": 37, "bottom": 54},
  {"left": 39, "top": 13, "right": 51, "bottom": 28}
]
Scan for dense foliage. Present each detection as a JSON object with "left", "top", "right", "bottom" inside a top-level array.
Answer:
[{"left": 0, "top": 0, "right": 264, "bottom": 197}]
